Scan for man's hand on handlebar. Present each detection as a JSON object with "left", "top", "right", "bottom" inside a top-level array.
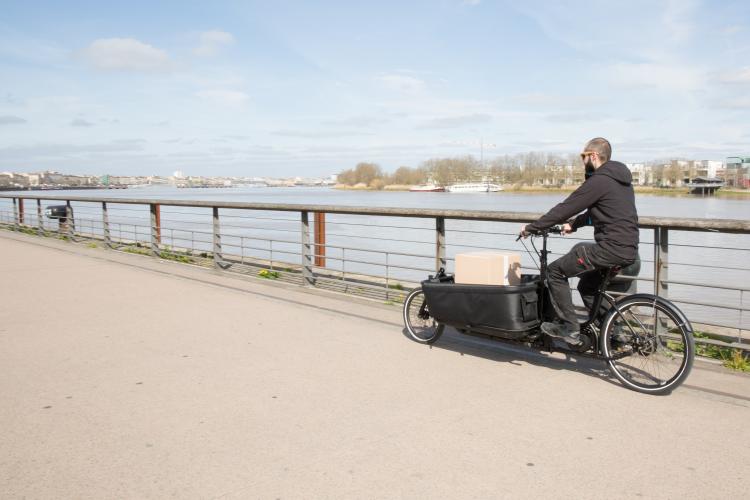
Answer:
[{"left": 517, "top": 224, "right": 566, "bottom": 240}]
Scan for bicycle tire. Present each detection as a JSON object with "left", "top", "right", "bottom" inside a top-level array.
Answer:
[
  {"left": 403, "top": 287, "right": 445, "bottom": 344},
  {"left": 601, "top": 295, "right": 694, "bottom": 395}
]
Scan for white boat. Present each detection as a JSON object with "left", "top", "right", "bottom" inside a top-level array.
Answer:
[
  {"left": 446, "top": 182, "right": 503, "bottom": 193},
  {"left": 409, "top": 184, "right": 445, "bottom": 192}
]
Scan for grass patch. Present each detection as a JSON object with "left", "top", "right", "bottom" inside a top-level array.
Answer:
[
  {"left": 721, "top": 349, "right": 750, "bottom": 372},
  {"left": 159, "top": 251, "right": 192, "bottom": 264},
  {"left": 388, "top": 282, "right": 404, "bottom": 290},
  {"left": 689, "top": 331, "right": 750, "bottom": 372},
  {"left": 693, "top": 331, "right": 729, "bottom": 360},
  {"left": 258, "top": 269, "right": 280, "bottom": 279},
  {"left": 123, "top": 246, "right": 150, "bottom": 256},
  {"left": 86, "top": 242, "right": 98, "bottom": 249}
]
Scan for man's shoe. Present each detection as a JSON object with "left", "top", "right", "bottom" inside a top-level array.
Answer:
[{"left": 541, "top": 322, "right": 583, "bottom": 346}]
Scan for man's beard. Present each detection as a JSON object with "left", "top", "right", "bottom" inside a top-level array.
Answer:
[{"left": 585, "top": 160, "right": 595, "bottom": 179}]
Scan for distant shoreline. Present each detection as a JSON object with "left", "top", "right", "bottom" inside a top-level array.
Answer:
[
  {"left": 0, "top": 185, "right": 128, "bottom": 192},
  {"left": 333, "top": 184, "right": 750, "bottom": 198}
]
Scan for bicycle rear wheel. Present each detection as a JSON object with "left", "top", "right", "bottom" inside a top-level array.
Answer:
[
  {"left": 601, "top": 296, "right": 694, "bottom": 395},
  {"left": 403, "top": 287, "right": 444, "bottom": 344}
]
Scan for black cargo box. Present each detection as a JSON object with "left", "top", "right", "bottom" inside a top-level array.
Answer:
[{"left": 421, "top": 275, "right": 541, "bottom": 338}]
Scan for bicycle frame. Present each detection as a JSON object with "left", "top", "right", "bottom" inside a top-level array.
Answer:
[{"left": 530, "top": 229, "right": 623, "bottom": 346}]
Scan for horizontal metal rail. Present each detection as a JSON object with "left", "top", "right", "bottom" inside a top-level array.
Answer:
[{"left": 3, "top": 193, "right": 749, "bottom": 232}]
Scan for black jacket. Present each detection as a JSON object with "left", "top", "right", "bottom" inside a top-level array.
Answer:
[{"left": 527, "top": 160, "right": 639, "bottom": 261}]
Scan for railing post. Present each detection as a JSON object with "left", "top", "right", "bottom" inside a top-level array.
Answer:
[
  {"left": 102, "top": 202, "right": 111, "bottom": 248},
  {"left": 654, "top": 227, "right": 669, "bottom": 297},
  {"left": 212, "top": 206, "right": 223, "bottom": 269},
  {"left": 739, "top": 290, "right": 745, "bottom": 345},
  {"left": 154, "top": 204, "right": 161, "bottom": 244},
  {"left": 12, "top": 197, "right": 18, "bottom": 231},
  {"left": 65, "top": 201, "right": 74, "bottom": 239},
  {"left": 301, "top": 211, "right": 314, "bottom": 285},
  {"left": 314, "top": 212, "right": 326, "bottom": 268},
  {"left": 150, "top": 203, "right": 159, "bottom": 256},
  {"left": 435, "top": 216, "right": 446, "bottom": 272},
  {"left": 18, "top": 198, "right": 24, "bottom": 226},
  {"left": 36, "top": 199, "right": 43, "bottom": 235}
]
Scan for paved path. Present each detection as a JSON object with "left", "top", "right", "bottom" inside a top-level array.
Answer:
[{"left": 1, "top": 231, "right": 748, "bottom": 499}]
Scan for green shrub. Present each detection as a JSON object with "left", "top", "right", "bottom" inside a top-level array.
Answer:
[
  {"left": 258, "top": 269, "right": 280, "bottom": 279},
  {"left": 722, "top": 349, "right": 750, "bottom": 372}
]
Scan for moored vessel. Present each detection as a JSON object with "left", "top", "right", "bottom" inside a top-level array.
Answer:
[{"left": 446, "top": 182, "right": 503, "bottom": 193}]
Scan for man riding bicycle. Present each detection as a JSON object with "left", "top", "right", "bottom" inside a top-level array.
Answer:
[{"left": 520, "top": 138, "right": 639, "bottom": 346}]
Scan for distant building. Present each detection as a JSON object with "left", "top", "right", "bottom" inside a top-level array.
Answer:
[
  {"left": 697, "top": 160, "right": 722, "bottom": 179},
  {"left": 725, "top": 156, "right": 750, "bottom": 188},
  {"left": 650, "top": 159, "right": 725, "bottom": 188},
  {"left": 625, "top": 163, "right": 649, "bottom": 186}
]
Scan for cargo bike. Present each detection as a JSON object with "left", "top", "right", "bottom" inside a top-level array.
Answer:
[{"left": 402, "top": 226, "right": 695, "bottom": 394}]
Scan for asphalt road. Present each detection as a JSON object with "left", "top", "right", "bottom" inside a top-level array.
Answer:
[{"left": 1, "top": 232, "right": 748, "bottom": 499}]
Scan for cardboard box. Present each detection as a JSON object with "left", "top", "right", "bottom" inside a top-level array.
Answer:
[{"left": 455, "top": 251, "right": 521, "bottom": 286}]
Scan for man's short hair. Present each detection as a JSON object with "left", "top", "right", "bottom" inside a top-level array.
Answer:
[{"left": 585, "top": 137, "right": 612, "bottom": 162}]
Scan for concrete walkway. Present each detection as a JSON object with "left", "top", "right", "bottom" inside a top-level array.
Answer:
[{"left": 1, "top": 231, "right": 748, "bottom": 499}]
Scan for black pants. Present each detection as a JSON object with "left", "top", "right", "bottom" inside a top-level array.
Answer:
[{"left": 548, "top": 242, "right": 634, "bottom": 331}]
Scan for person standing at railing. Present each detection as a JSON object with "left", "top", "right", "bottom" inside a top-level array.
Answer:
[{"left": 519, "top": 138, "right": 639, "bottom": 345}]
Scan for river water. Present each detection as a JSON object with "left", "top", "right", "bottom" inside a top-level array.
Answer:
[{"left": 2, "top": 186, "right": 748, "bottom": 332}]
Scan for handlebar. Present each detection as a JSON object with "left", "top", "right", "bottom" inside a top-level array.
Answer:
[{"left": 516, "top": 225, "right": 564, "bottom": 241}]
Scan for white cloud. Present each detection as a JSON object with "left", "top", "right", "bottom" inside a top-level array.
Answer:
[
  {"left": 0, "top": 115, "right": 27, "bottom": 125},
  {"left": 0, "top": 140, "right": 146, "bottom": 160},
  {"left": 378, "top": 74, "right": 425, "bottom": 93},
  {"left": 463, "top": 0, "right": 482, "bottom": 5},
  {"left": 715, "top": 97, "right": 750, "bottom": 109},
  {"left": 272, "top": 129, "right": 373, "bottom": 139},
  {"left": 723, "top": 25, "right": 743, "bottom": 35},
  {"left": 0, "top": 36, "right": 69, "bottom": 65},
  {"left": 515, "top": 1, "right": 698, "bottom": 62},
  {"left": 720, "top": 66, "right": 750, "bottom": 84},
  {"left": 323, "top": 115, "right": 392, "bottom": 128},
  {"left": 194, "top": 30, "right": 235, "bottom": 57},
  {"left": 82, "top": 38, "right": 171, "bottom": 72},
  {"left": 661, "top": 0, "right": 697, "bottom": 44},
  {"left": 195, "top": 89, "right": 249, "bottom": 105},
  {"left": 605, "top": 62, "right": 705, "bottom": 91},
  {"left": 25, "top": 96, "right": 81, "bottom": 113},
  {"left": 70, "top": 118, "right": 94, "bottom": 127},
  {"left": 416, "top": 113, "right": 492, "bottom": 129}
]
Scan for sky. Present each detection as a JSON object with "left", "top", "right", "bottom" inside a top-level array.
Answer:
[{"left": 0, "top": 0, "right": 749, "bottom": 177}]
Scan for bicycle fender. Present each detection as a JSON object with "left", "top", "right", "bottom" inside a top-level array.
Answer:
[{"left": 606, "top": 293, "right": 693, "bottom": 333}]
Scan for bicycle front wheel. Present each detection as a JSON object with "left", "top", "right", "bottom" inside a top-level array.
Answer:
[
  {"left": 601, "top": 296, "right": 694, "bottom": 395},
  {"left": 403, "top": 287, "right": 444, "bottom": 344}
]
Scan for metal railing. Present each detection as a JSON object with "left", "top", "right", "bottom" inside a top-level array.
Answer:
[{"left": 1, "top": 193, "right": 749, "bottom": 352}]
